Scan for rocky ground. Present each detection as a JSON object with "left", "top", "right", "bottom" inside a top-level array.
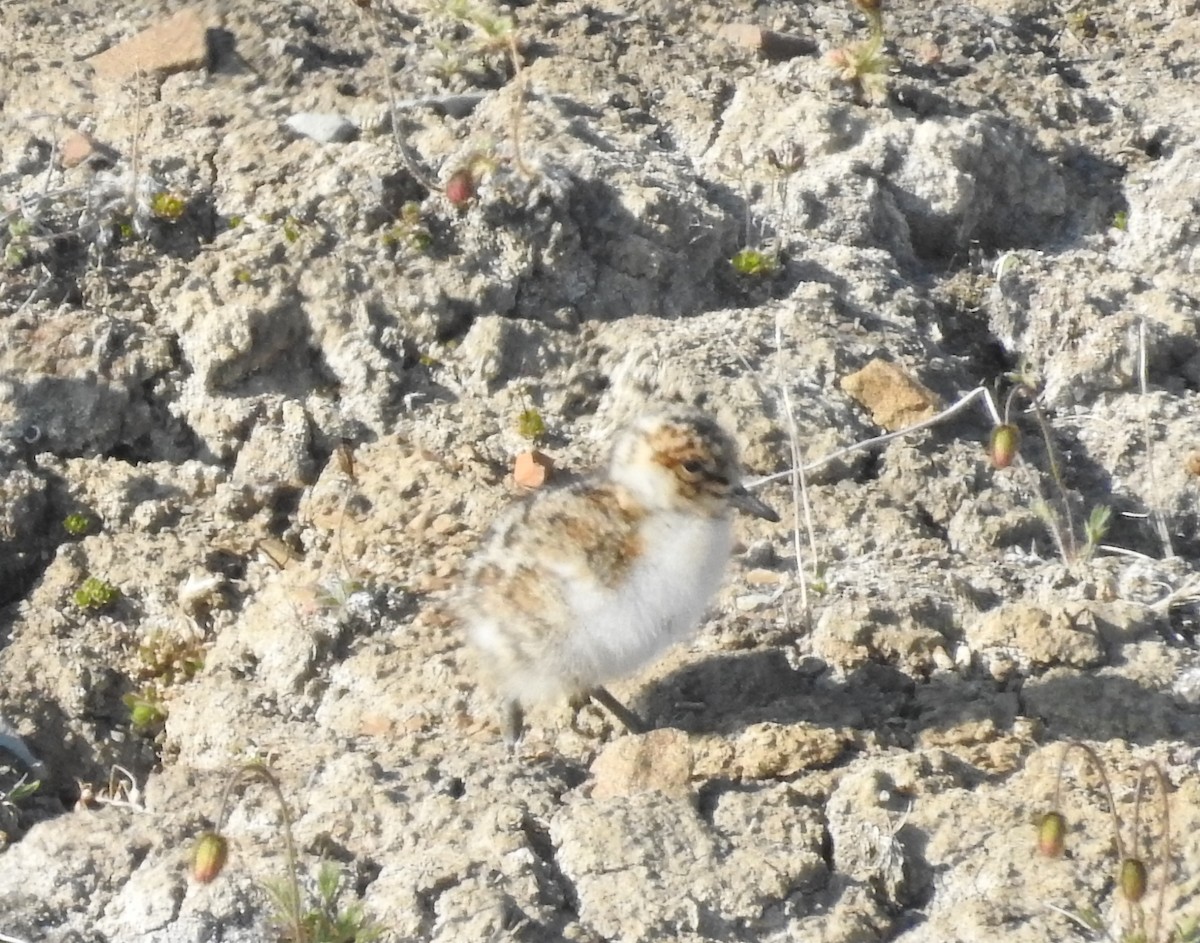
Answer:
[{"left": 2, "top": 0, "right": 1200, "bottom": 940}]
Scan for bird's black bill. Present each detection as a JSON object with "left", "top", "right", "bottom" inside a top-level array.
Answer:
[{"left": 730, "top": 487, "right": 780, "bottom": 522}]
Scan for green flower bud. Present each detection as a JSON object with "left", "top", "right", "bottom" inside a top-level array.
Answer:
[
  {"left": 1037, "top": 811, "right": 1067, "bottom": 857},
  {"left": 988, "top": 424, "right": 1021, "bottom": 469},
  {"left": 1119, "top": 857, "right": 1148, "bottom": 903},
  {"left": 192, "top": 831, "right": 229, "bottom": 884}
]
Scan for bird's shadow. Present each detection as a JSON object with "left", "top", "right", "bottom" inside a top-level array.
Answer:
[{"left": 632, "top": 649, "right": 1200, "bottom": 750}]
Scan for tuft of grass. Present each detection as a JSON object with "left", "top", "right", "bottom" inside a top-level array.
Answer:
[{"left": 265, "top": 861, "right": 383, "bottom": 943}]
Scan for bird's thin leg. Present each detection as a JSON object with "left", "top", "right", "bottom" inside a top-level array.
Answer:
[
  {"left": 502, "top": 699, "right": 525, "bottom": 750},
  {"left": 588, "top": 686, "right": 646, "bottom": 734}
]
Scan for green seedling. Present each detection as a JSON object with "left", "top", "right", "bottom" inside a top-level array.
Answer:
[
  {"left": 826, "top": 34, "right": 891, "bottom": 103},
  {"left": 265, "top": 861, "right": 382, "bottom": 943},
  {"left": 5, "top": 778, "right": 39, "bottom": 804},
  {"left": 137, "top": 630, "right": 205, "bottom": 687},
  {"left": 1066, "top": 8, "right": 1097, "bottom": 38},
  {"left": 731, "top": 247, "right": 780, "bottom": 277},
  {"left": 3, "top": 218, "right": 33, "bottom": 268},
  {"left": 381, "top": 203, "right": 431, "bottom": 251},
  {"left": 123, "top": 690, "right": 168, "bottom": 732},
  {"left": 517, "top": 407, "right": 546, "bottom": 442},
  {"left": 150, "top": 191, "right": 187, "bottom": 221},
  {"left": 63, "top": 512, "right": 91, "bottom": 536},
  {"left": 192, "top": 764, "right": 383, "bottom": 942},
  {"left": 111, "top": 215, "right": 136, "bottom": 241},
  {"left": 74, "top": 576, "right": 120, "bottom": 610},
  {"left": 282, "top": 217, "right": 303, "bottom": 244},
  {"left": 1112, "top": 210, "right": 1129, "bottom": 231}
]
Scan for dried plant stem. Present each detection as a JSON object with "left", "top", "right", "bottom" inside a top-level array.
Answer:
[
  {"left": 362, "top": 6, "right": 438, "bottom": 192},
  {"left": 1131, "top": 760, "right": 1171, "bottom": 943},
  {"left": 506, "top": 34, "right": 533, "bottom": 178},
  {"left": 750, "top": 384, "right": 1003, "bottom": 490},
  {"left": 1052, "top": 741, "right": 1126, "bottom": 861},
  {"left": 1004, "top": 384, "right": 1077, "bottom": 560},
  {"left": 774, "top": 310, "right": 816, "bottom": 622},
  {"left": 213, "top": 764, "right": 304, "bottom": 943},
  {"left": 1139, "top": 319, "right": 1174, "bottom": 559}
]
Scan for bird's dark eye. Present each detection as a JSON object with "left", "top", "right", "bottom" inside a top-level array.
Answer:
[{"left": 681, "top": 459, "right": 705, "bottom": 475}]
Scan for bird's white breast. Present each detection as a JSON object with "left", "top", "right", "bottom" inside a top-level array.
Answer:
[{"left": 556, "top": 512, "right": 734, "bottom": 685}]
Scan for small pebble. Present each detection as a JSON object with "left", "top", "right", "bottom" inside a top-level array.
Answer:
[{"left": 284, "top": 113, "right": 358, "bottom": 143}]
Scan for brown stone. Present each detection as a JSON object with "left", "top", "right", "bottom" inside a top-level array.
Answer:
[
  {"left": 513, "top": 450, "right": 553, "bottom": 489},
  {"left": 839, "top": 358, "right": 941, "bottom": 431},
  {"left": 693, "top": 723, "right": 848, "bottom": 780},
  {"left": 88, "top": 9, "right": 212, "bottom": 81},
  {"left": 590, "top": 728, "right": 694, "bottom": 799},
  {"left": 719, "top": 23, "right": 815, "bottom": 60},
  {"left": 58, "top": 131, "right": 113, "bottom": 169}
]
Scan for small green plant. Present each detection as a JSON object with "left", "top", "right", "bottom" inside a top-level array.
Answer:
[
  {"left": 730, "top": 247, "right": 781, "bottom": 277},
  {"left": 1066, "top": 8, "right": 1097, "bottom": 38},
  {"left": 123, "top": 690, "right": 168, "bottom": 732},
  {"left": 825, "top": 34, "right": 891, "bottom": 103},
  {"left": 3, "top": 218, "right": 33, "bottom": 269},
  {"left": 282, "top": 216, "right": 303, "bottom": 244},
  {"left": 4, "top": 778, "right": 39, "bottom": 805},
  {"left": 266, "top": 861, "right": 383, "bottom": 943},
  {"left": 381, "top": 203, "right": 431, "bottom": 251},
  {"left": 111, "top": 215, "right": 136, "bottom": 241},
  {"left": 441, "top": 0, "right": 516, "bottom": 51},
  {"left": 228, "top": 215, "right": 244, "bottom": 229},
  {"left": 1083, "top": 505, "right": 1112, "bottom": 555},
  {"left": 1037, "top": 743, "right": 1173, "bottom": 942},
  {"left": 1112, "top": 210, "right": 1129, "bottom": 231},
  {"left": 150, "top": 191, "right": 187, "bottom": 221},
  {"left": 517, "top": 407, "right": 546, "bottom": 441},
  {"left": 63, "top": 512, "right": 92, "bottom": 536},
  {"left": 235, "top": 269, "right": 253, "bottom": 284},
  {"left": 74, "top": 576, "right": 120, "bottom": 610},
  {"left": 137, "top": 630, "right": 205, "bottom": 687},
  {"left": 191, "top": 764, "right": 383, "bottom": 942},
  {"left": 0, "top": 773, "right": 40, "bottom": 839}
]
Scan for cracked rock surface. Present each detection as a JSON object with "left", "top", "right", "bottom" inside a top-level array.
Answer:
[{"left": 2, "top": 0, "right": 1200, "bottom": 940}]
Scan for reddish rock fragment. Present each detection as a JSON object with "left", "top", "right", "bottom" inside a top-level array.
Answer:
[
  {"left": 88, "top": 8, "right": 213, "bottom": 81},
  {"left": 513, "top": 450, "right": 553, "bottom": 489}
]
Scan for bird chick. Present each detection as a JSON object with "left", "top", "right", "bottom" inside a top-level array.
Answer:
[{"left": 460, "top": 408, "right": 779, "bottom": 746}]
